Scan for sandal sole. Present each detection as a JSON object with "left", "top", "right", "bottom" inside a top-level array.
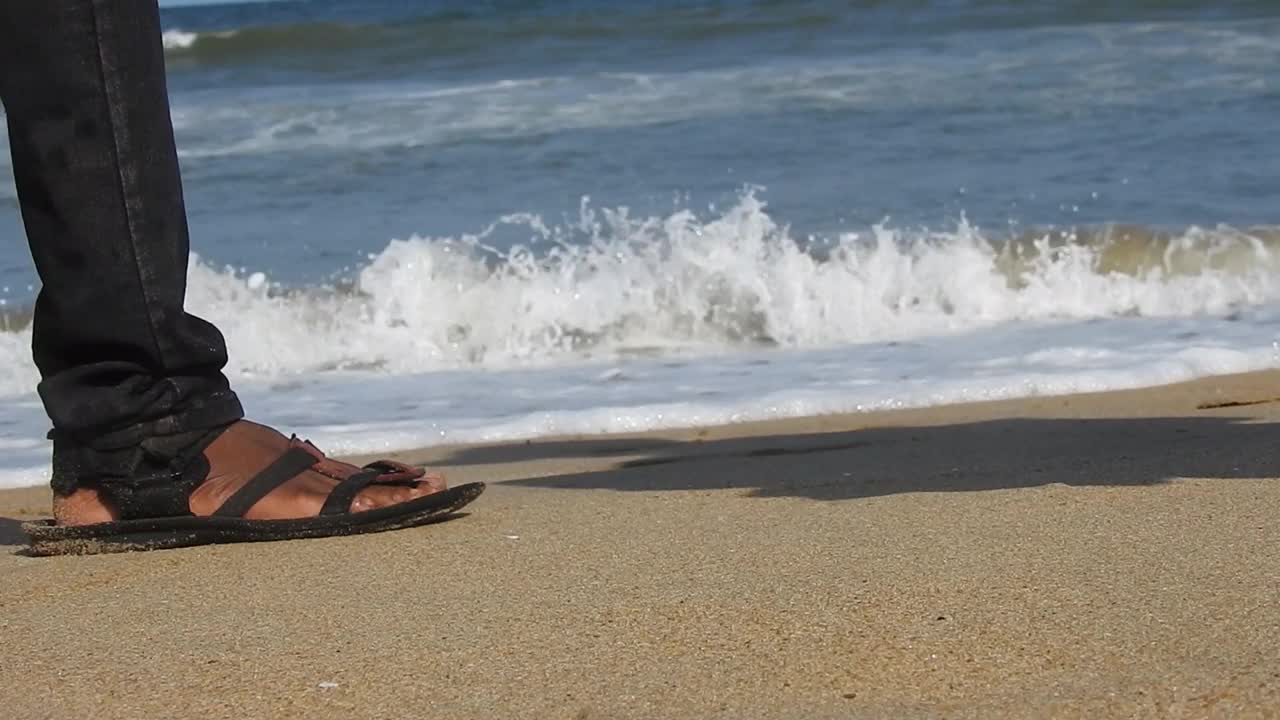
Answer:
[{"left": 22, "top": 482, "right": 485, "bottom": 556}]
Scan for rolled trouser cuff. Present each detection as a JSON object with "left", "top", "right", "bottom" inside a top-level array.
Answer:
[{"left": 48, "top": 390, "right": 244, "bottom": 497}]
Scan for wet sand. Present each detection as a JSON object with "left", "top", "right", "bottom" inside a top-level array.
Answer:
[{"left": 2, "top": 371, "right": 1279, "bottom": 719}]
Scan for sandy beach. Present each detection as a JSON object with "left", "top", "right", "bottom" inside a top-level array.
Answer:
[{"left": 2, "top": 371, "right": 1279, "bottom": 719}]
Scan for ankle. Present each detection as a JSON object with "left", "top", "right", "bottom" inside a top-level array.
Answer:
[{"left": 52, "top": 485, "right": 120, "bottom": 526}]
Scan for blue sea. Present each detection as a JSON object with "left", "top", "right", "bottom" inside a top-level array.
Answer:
[{"left": 1, "top": 0, "right": 1279, "bottom": 486}]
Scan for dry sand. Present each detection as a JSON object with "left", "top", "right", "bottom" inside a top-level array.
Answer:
[{"left": 2, "top": 371, "right": 1279, "bottom": 719}]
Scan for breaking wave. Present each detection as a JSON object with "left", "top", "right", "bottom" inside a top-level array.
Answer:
[
  {"left": 161, "top": 29, "right": 202, "bottom": 50},
  {"left": 2, "top": 195, "right": 1278, "bottom": 397}
]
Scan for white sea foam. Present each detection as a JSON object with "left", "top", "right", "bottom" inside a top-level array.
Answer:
[
  {"left": 1, "top": 197, "right": 1280, "bottom": 487},
  {"left": 0, "top": 311, "right": 1276, "bottom": 489},
  {"left": 2, "top": 195, "right": 1278, "bottom": 396},
  {"left": 163, "top": 28, "right": 242, "bottom": 52},
  {"left": 162, "top": 29, "right": 200, "bottom": 50}
]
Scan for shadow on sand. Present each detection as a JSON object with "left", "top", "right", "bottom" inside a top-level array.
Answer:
[
  {"left": 0, "top": 516, "right": 30, "bottom": 547},
  {"left": 438, "top": 415, "right": 1279, "bottom": 500}
]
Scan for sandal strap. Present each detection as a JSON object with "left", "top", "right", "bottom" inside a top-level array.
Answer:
[
  {"left": 362, "top": 460, "right": 407, "bottom": 474},
  {"left": 362, "top": 459, "right": 424, "bottom": 480},
  {"left": 212, "top": 447, "right": 320, "bottom": 517},
  {"left": 319, "top": 469, "right": 382, "bottom": 516}
]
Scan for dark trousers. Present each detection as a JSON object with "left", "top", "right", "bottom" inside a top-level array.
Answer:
[{"left": 0, "top": 1, "right": 243, "bottom": 493}]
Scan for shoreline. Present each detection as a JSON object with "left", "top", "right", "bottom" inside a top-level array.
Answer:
[
  {"left": 2, "top": 369, "right": 1279, "bottom": 717},
  {"left": 4, "top": 368, "right": 1280, "bottom": 511}
]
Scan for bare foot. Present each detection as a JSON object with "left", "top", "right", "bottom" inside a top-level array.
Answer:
[{"left": 52, "top": 420, "right": 447, "bottom": 526}]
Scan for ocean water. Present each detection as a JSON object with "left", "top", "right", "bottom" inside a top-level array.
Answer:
[{"left": 1, "top": 0, "right": 1279, "bottom": 487}]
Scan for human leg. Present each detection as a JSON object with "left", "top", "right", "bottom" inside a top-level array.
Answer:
[{"left": 0, "top": 2, "right": 470, "bottom": 547}]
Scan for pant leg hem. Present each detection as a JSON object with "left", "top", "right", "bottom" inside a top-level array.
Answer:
[{"left": 49, "top": 392, "right": 244, "bottom": 495}]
